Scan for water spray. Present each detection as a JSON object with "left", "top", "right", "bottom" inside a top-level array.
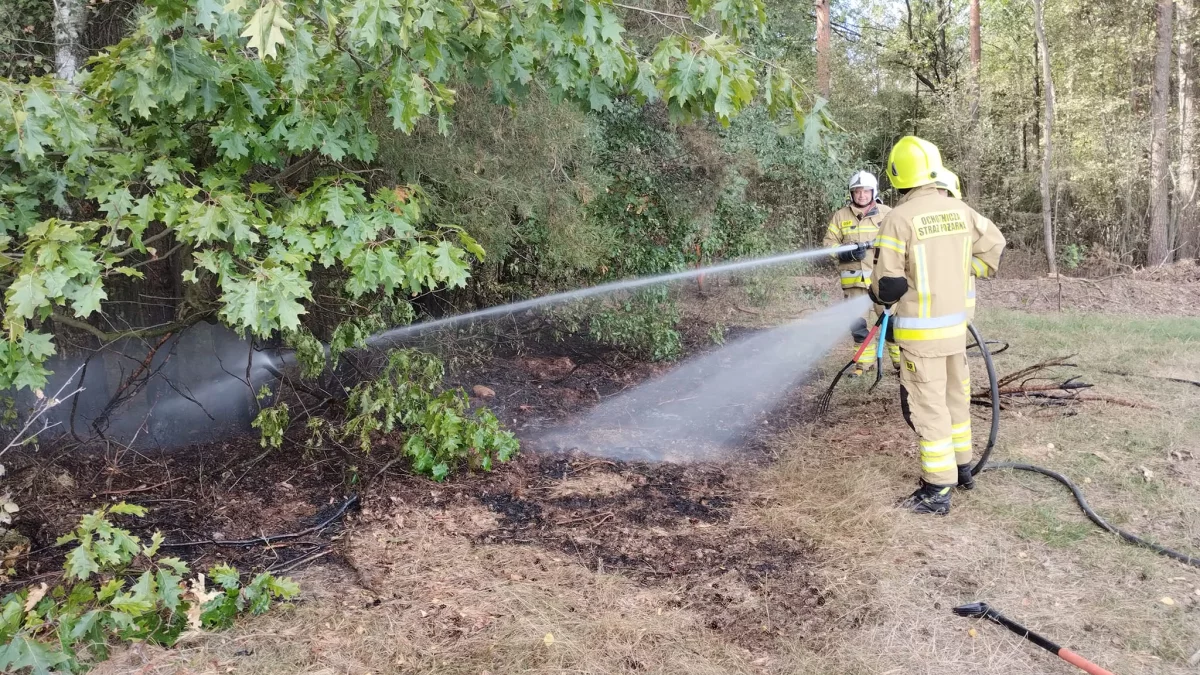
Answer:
[
  {"left": 365, "top": 244, "right": 862, "bottom": 348},
  {"left": 534, "top": 296, "right": 872, "bottom": 462},
  {"left": 16, "top": 243, "right": 862, "bottom": 450}
]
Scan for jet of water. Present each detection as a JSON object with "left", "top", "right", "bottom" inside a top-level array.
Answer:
[
  {"left": 532, "top": 295, "right": 873, "bottom": 463},
  {"left": 366, "top": 244, "right": 858, "bottom": 348}
]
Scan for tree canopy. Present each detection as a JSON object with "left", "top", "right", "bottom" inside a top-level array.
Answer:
[{"left": 0, "top": 0, "right": 827, "bottom": 393}]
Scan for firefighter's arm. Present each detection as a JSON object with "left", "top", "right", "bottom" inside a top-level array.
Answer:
[
  {"left": 970, "top": 212, "right": 1007, "bottom": 278},
  {"left": 870, "top": 214, "right": 909, "bottom": 306},
  {"left": 823, "top": 212, "right": 842, "bottom": 260}
]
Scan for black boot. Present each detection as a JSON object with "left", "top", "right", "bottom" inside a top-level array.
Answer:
[
  {"left": 957, "top": 464, "right": 975, "bottom": 490},
  {"left": 899, "top": 482, "right": 952, "bottom": 515}
]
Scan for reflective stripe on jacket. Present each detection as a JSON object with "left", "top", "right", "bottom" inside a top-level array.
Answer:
[{"left": 822, "top": 202, "right": 892, "bottom": 290}]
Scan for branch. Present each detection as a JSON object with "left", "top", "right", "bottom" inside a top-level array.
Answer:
[
  {"left": 114, "top": 229, "right": 174, "bottom": 259},
  {"left": 49, "top": 312, "right": 209, "bottom": 343},
  {"left": 1, "top": 364, "right": 86, "bottom": 458}
]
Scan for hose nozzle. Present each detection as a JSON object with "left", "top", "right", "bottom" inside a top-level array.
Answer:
[{"left": 952, "top": 602, "right": 993, "bottom": 619}]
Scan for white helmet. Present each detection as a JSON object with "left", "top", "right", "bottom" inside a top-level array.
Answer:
[{"left": 848, "top": 171, "right": 879, "bottom": 201}]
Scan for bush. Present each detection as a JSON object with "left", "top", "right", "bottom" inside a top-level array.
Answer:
[{"left": 0, "top": 503, "right": 297, "bottom": 674}]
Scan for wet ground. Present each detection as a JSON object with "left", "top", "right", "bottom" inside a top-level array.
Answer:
[{"left": 4, "top": 318, "right": 831, "bottom": 647}]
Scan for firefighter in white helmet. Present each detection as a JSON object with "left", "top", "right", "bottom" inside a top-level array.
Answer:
[
  {"left": 871, "top": 137, "right": 1006, "bottom": 515},
  {"left": 822, "top": 171, "right": 900, "bottom": 376},
  {"left": 934, "top": 167, "right": 995, "bottom": 321}
]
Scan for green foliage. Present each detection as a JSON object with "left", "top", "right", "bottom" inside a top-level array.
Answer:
[
  {"left": 588, "top": 290, "right": 682, "bottom": 361},
  {"left": 1060, "top": 243, "right": 1087, "bottom": 271},
  {"left": 0, "top": 0, "right": 828, "bottom": 395},
  {"left": 374, "top": 87, "right": 611, "bottom": 294},
  {"left": 0, "top": 0, "right": 53, "bottom": 80},
  {"left": 708, "top": 322, "right": 727, "bottom": 345},
  {"left": 251, "top": 403, "right": 289, "bottom": 449},
  {"left": 1, "top": 503, "right": 297, "bottom": 674},
  {"left": 340, "top": 350, "right": 518, "bottom": 480}
]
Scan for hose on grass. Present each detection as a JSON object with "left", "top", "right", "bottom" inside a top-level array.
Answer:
[{"left": 965, "top": 325, "right": 1200, "bottom": 569}]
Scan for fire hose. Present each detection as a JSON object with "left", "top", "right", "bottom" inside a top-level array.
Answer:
[
  {"left": 822, "top": 312, "right": 1200, "bottom": 567},
  {"left": 822, "top": 311, "right": 1200, "bottom": 672}
]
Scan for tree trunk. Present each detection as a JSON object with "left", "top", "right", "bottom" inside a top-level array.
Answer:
[
  {"left": 1179, "top": 0, "right": 1199, "bottom": 259},
  {"left": 1032, "top": 38, "right": 1041, "bottom": 155},
  {"left": 52, "top": 0, "right": 87, "bottom": 83},
  {"left": 1148, "top": 0, "right": 1175, "bottom": 265},
  {"left": 816, "top": 0, "right": 831, "bottom": 99},
  {"left": 1033, "top": 0, "right": 1057, "bottom": 275},
  {"left": 967, "top": 0, "right": 982, "bottom": 204}
]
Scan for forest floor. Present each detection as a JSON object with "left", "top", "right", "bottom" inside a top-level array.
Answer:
[{"left": 7, "top": 261, "right": 1200, "bottom": 674}]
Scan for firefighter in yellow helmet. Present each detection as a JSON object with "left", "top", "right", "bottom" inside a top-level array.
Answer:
[
  {"left": 822, "top": 171, "right": 900, "bottom": 376},
  {"left": 870, "top": 137, "right": 1006, "bottom": 514}
]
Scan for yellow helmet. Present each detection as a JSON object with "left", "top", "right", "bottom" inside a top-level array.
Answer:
[
  {"left": 887, "top": 136, "right": 944, "bottom": 190},
  {"left": 935, "top": 168, "right": 962, "bottom": 199}
]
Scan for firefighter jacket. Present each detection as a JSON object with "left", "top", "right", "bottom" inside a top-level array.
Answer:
[
  {"left": 823, "top": 202, "right": 891, "bottom": 290},
  {"left": 871, "top": 185, "right": 1007, "bottom": 357}
]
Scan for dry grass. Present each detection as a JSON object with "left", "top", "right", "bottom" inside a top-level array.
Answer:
[
  {"left": 91, "top": 304, "right": 1200, "bottom": 675},
  {"left": 747, "top": 308, "right": 1200, "bottom": 674},
  {"left": 100, "top": 499, "right": 777, "bottom": 675}
]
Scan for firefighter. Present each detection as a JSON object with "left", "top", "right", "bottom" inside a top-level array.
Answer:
[
  {"left": 934, "top": 167, "right": 995, "bottom": 321},
  {"left": 823, "top": 171, "right": 899, "bottom": 376},
  {"left": 870, "top": 137, "right": 1006, "bottom": 515}
]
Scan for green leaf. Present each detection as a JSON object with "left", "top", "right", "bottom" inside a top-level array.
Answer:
[
  {"left": 157, "top": 569, "right": 184, "bottom": 612},
  {"left": 64, "top": 546, "right": 99, "bottom": 581},
  {"left": 266, "top": 575, "right": 300, "bottom": 598},
  {"left": 282, "top": 21, "right": 318, "bottom": 93},
  {"left": 210, "top": 564, "right": 241, "bottom": 590},
  {"left": 7, "top": 274, "right": 48, "bottom": 320},
  {"left": 19, "top": 332, "right": 55, "bottom": 360},
  {"left": 195, "top": 0, "right": 226, "bottom": 28},
  {"left": 320, "top": 186, "right": 350, "bottom": 226},
  {"left": 241, "top": 0, "right": 294, "bottom": 60},
  {"left": 146, "top": 158, "right": 177, "bottom": 186},
  {"left": 108, "top": 502, "right": 148, "bottom": 517},
  {"left": 97, "top": 579, "right": 124, "bottom": 602},
  {"left": 598, "top": 6, "right": 623, "bottom": 42},
  {"left": 66, "top": 280, "right": 107, "bottom": 319},
  {"left": 0, "top": 635, "right": 72, "bottom": 675},
  {"left": 143, "top": 531, "right": 165, "bottom": 557},
  {"left": 432, "top": 241, "right": 469, "bottom": 288}
]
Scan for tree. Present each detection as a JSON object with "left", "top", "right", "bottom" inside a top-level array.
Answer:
[
  {"left": 1149, "top": 0, "right": 1175, "bottom": 265},
  {"left": 51, "top": 0, "right": 86, "bottom": 82},
  {"left": 1032, "top": 0, "right": 1056, "bottom": 275},
  {"left": 967, "top": 0, "right": 981, "bottom": 205},
  {"left": 0, "top": 0, "right": 826, "bottom": 394},
  {"left": 816, "top": 0, "right": 831, "bottom": 99},
  {"left": 1179, "top": 0, "right": 1199, "bottom": 259}
]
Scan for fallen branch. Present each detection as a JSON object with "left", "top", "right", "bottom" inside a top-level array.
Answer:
[
  {"left": 1016, "top": 391, "right": 1153, "bottom": 409},
  {"left": 996, "top": 381, "right": 1093, "bottom": 396},
  {"left": 160, "top": 495, "right": 359, "bottom": 548}
]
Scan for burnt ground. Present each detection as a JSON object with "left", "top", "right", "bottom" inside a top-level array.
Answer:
[{"left": 3, "top": 316, "right": 831, "bottom": 650}]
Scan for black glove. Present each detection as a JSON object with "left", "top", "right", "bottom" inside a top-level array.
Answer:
[
  {"left": 867, "top": 286, "right": 892, "bottom": 308},
  {"left": 836, "top": 242, "right": 869, "bottom": 264}
]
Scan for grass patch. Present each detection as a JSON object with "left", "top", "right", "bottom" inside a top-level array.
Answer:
[{"left": 1013, "top": 505, "right": 1096, "bottom": 547}]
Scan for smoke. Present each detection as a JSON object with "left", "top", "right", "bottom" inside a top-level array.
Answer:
[{"left": 533, "top": 296, "right": 872, "bottom": 462}]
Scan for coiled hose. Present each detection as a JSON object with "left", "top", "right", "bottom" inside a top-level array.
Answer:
[{"left": 966, "top": 324, "right": 1200, "bottom": 569}]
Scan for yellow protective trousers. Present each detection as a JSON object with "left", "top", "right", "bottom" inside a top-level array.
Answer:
[
  {"left": 844, "top": 287, "right": 901, "bottom": 366},
  {"left": 898, "top": 350, "right": 972, "bottom": 486}
]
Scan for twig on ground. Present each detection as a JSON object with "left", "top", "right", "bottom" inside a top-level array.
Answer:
[
  {"left": 97, "top": 479, "right": 181, "bottom": 496},
  {"left": 160, "top": 495, "right": 359, "bottom": 548},
  {"left": 269, "top": 548, "right": 333, "bottom": 574}
]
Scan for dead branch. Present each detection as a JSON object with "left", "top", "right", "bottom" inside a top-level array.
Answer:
[
  {"left": 1017, "top": 391, "right": 1153, "bottom": 409},
  {"left": 973, "top": 355, "right": 1077, "bottom": 397},
  {"left": 160, "top": 495, "right": 359, "bottom": 549}
]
